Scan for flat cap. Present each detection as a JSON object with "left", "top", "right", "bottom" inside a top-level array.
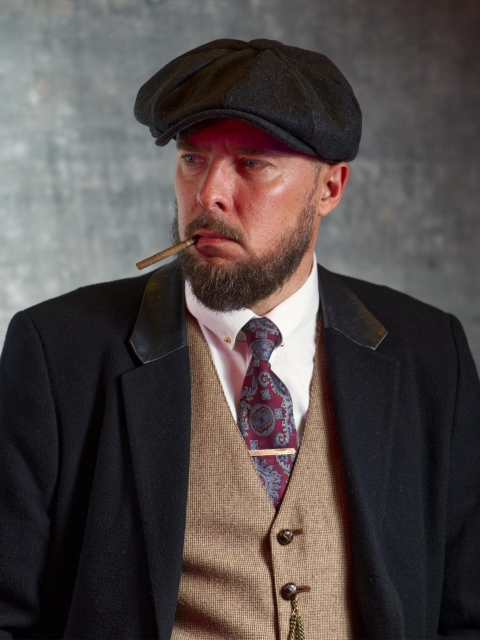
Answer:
[{"left": 134, "top": 38, "right": 362, "bottom": 163}]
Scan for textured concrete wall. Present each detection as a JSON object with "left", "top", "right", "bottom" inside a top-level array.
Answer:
[{"left": 1, "top": 0, "right": 479, "bottom": 369}]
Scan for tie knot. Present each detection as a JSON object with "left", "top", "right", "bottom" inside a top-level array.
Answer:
[{"left": 241, "top": 317, "right": 281, "bottom": 361}]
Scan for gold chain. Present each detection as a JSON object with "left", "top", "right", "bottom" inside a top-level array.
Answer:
[{"left": 287, "top": 594, "right": 306, "bottom": 640}]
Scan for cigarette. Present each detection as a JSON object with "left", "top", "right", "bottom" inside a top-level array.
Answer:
[{"left": 136, "top": 236, "right": 198, "bottom": 270}]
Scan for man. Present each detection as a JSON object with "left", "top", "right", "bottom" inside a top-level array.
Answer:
[{"left": 1, "top": 39, "right": 479, "bottom": 640}]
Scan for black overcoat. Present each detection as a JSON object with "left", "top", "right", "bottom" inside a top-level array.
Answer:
[{"left": 0, "top": 262, "right": 479, "bottom": 639}]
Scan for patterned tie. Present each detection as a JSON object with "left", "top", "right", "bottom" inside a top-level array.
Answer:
[{"left": 238, "top": 317, "right": 298, "bottom": 508}]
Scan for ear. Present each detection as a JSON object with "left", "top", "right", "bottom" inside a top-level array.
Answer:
[{"left": 318, "top": 162, "right": 349, "bottom": 218}]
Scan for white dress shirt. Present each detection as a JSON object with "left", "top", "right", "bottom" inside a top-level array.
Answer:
[{"left": 185, "top": 255, "right": 319, "bottom": 441}]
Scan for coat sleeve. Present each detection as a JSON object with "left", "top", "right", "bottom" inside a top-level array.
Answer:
[
  {"left": 0, "top": 311, "right": 59, "bottom": 638},
  {"left": 437, "top": 315, "right": 480, "bottom": 637}
]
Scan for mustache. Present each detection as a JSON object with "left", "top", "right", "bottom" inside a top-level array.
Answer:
[{"left": 183, "top": 213, "right": 245, "bottom": 243}]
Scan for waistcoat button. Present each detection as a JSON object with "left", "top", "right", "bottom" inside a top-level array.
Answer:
[
  {"left": 277, "top": 529, "right": 294, "bottom": 545},
  {"left": 281, "top": 583, "right": 298, "bottom": 600}
]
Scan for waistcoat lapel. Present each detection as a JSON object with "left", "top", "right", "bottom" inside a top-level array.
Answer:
[
  {"left": 318, "top": 265, "right": 404, "bottom": 639},
  {"left": 122, "top": 262, "right": 191, "bottom": 640}
]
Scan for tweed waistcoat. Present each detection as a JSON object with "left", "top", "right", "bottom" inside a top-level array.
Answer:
[{"left": 171, "top": 313, "right": 360, "bottom": 640}]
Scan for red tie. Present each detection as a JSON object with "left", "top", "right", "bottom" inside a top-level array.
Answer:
[{"left": 238, "top": 318, "right": 298, "bottom": 508}]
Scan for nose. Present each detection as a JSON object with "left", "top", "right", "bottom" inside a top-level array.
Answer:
[{"left": 197, "top": 160, "right": 234, "bottom": 213}]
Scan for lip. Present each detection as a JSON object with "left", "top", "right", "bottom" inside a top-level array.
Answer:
[{"left": 194, "top": 231, "right": 237, "bottom": 247}]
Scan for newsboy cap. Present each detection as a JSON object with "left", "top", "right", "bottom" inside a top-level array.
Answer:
[{"left": 134, "top": 38, "right": 362, "bottom": 163}]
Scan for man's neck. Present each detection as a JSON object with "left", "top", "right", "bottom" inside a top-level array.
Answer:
[{"left": 250, "top": 250, "right": 316, "bottom": 316}]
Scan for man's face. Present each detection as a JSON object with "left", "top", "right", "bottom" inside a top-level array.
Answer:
[{"left": 173, "top": 119, "right": 327, "bottom": 311}]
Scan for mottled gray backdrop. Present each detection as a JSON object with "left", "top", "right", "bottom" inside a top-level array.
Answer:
[{"left": 1, "top": 0, "right": 479, "bottom": 369}]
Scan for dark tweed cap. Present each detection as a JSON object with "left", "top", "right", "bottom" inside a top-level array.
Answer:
[{"left": 134, "top": 38, "right": 362, "bottom": 163}]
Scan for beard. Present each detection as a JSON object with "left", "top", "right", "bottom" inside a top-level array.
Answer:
[{"left": 171, "top": 197, "right": 317, "bottom": 313}]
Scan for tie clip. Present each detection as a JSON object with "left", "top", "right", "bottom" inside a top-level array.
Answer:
[{"left": 249, "top": 448, "right": 296, "bottom": 457}]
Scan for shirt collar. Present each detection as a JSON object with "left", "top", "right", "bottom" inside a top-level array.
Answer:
[{"left": 185, "top": 253, "right": 319, "bottom": 350}]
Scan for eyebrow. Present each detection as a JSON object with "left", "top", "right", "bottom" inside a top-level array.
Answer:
[
  {"left": 236, "top": 146, "right": 281, "bottom": 156},
  {"left": 176, "top": 140, "right": 202, "bottom": 152},
  {"left": 176, "top": 141, "right": 282, "bottom": 156}
]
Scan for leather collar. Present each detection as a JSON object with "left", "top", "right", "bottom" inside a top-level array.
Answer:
[
  {"left": 317, "top": 265, "right": 387, "bottom": 350},
  {"left": 129, "top": 261, "right": 387, "bottom": 364}
]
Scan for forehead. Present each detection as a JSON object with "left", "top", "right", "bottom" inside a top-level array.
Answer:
[{"left": 176, "top": 118, "right": 304, "bottom": 155}]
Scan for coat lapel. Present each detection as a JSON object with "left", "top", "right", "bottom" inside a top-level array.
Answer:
[
  {"left": 319, "top": 266, "right": 404, "bottom": 638},
  {"left": 122, "top": 262, "right": 191, "bottom": 639}
]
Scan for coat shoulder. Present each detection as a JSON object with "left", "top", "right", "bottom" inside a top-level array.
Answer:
[
  {"left": 340, "top": 272, "right": 449, "bottom": 322},
  {"left": 23, "top": 271, "right": 152, "bottom": 341},
  {"left": 8, "top": 272, "right": 162, "bottom": 373},
  {"left": 335, "top": 271, "right": 456, "bottom": 353}
]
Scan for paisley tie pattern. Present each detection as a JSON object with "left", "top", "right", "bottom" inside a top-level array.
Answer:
[{"left": 239, "top": 317, "right": 298, "bottom": 508}]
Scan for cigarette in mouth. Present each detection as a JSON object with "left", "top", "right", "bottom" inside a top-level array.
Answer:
[{"left": 136, "top": 236, "right": 198, "bottom": 270}]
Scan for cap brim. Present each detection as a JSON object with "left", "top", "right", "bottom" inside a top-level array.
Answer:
[{"left": 153, "top": 108, "right": 321, "bottom": 157}]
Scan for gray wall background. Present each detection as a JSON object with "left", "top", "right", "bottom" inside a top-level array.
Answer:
[{"left": 1, "top": 0, "right": 479, "bottom": 370}]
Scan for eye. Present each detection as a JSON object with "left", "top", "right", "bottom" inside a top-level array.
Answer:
[
  {"left": 242, "top": 158, "right": 265, "bottom": 169},
  {"left": 181, "top": 154, "right": 202, "bottom": 165}
]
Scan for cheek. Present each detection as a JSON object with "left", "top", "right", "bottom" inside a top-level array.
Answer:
[
  {"left": 240, "top": 203, "right": 289, "bottom": 247},
  {"left": 240, "top": 184, "right": 304, "bottom": 234},
  {"left": 174, "top": 167, "right": 186, "bottom": 201},
  {"left": 174, "top": 170, "right": 197, "bottom": 216}
]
